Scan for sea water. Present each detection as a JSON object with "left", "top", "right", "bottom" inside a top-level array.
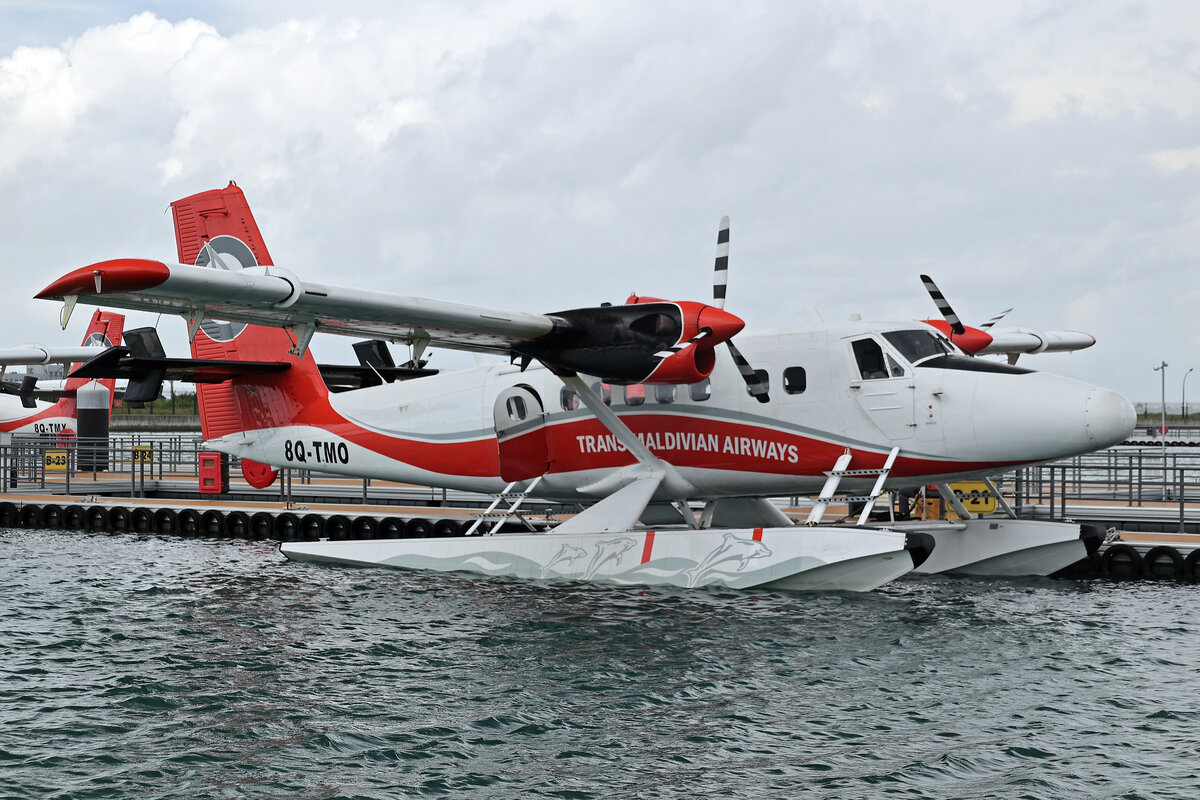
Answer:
[{"left": 1, "top": 529, "right": 1198, "bottom": 799}]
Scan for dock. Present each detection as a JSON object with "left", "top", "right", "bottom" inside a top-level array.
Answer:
[{"left": 1, "top": 434, "right": 1197, "bottom": 581}]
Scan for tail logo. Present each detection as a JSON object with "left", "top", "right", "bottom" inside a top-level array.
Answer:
[
  {"left": 83, "top": 333, "right": 112, "bottom": 348},
  {"left": 195, "top": 234, "right": 257, "bottom": 341}
]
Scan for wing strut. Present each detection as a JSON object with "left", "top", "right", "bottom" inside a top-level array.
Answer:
[{"left": 550, "top": 373, "right": 696, "bottom": 534}]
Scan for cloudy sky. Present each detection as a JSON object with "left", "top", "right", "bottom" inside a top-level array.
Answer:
[{"left": 1, "top": 1, "right": 1197, "bottom": 405}]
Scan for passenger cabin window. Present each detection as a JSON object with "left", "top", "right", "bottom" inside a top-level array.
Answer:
[
  {"left": 505, "top": 396, "right": 527, "bottom": 421},
  {"left": 746, "top": 370, "right": 769, "bottom": 399},
  {"left": 882, "top": 329, "right": 952, "bottom": 365},
  {"left": 654, "top": 384, "right": 676, "bottom": 404},
  {"left": 783, "top": 367, "right": 807, "bottom": 394},
  {"left": 591, "top": 381, "right": 612, "bottom": 405},
  {"left": 851, "top": 338, "right": 906, "bottom": 380},
  {"left": 560, "top": 386, "right": 579, "bottom": 411},
  {"left": 625, "top": 384, "right": 646, "bottom": 406},
  {"left": 689, "top": 378, "right": 711, "bottom": 402}
]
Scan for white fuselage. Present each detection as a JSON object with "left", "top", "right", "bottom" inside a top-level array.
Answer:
[{"left": 210, "top": 320, "right": 1135, "bottom": 503}]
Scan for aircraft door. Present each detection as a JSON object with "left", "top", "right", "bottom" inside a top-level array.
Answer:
[
  {"left": 845, "top": 336, "right": 915, "bottom": 440},
  {"left": 493, "top": 385, "right": 550, "bottom": 481}
]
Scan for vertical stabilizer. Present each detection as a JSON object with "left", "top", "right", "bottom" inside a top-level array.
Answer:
[{"left": 169, "top": 183, "right": 330, "bottom": 454}]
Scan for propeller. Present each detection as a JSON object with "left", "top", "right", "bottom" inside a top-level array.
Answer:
[
  {"left": 920, "top": 274, "right": 965, "bottom": 336},
  {"left": 713, "top": 217, "right": 769, "bottom": 403},
  {"left": 979, "top": 308, "right": 1013, "bottom": 329}
]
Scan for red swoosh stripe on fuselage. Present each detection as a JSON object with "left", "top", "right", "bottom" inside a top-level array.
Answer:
[{"left": 259, "top": 399, "right": 1020, "bottom": 483}]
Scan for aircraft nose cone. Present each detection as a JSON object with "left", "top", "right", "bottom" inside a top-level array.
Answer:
[
  {"left": 697, "top": 306, "right": 745, "bottom": 344},
  {"left": 1085, "top": 387, "right": 1136, "bottom": 447}
]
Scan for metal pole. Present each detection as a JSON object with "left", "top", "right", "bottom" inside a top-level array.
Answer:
[{"left": 1184, "top": 368, "right": 1194, "bottom": 423}]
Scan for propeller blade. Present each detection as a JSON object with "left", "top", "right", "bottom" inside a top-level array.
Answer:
[
  {"left": 713, "top": 215, "right": 730, "bottom": 309},
  {"left": 920, "top": 274, "right": 966, "bottom": 336},
  {"left": 979, "top": 308, "right": 1013, "bottom": 329},
  {"left": 726, "top": 339, "right": 769, "bottom": 403}
]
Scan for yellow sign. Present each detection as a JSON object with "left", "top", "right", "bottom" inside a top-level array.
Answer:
[
  {"left": 45, "top": 450, "right": 68, "bottom": 472},
  {"left": 132, "top": 445, "right": 153, "bottom": 464},
  {"left": 950, "top": 481, "right": 997, "bottom": 515}
]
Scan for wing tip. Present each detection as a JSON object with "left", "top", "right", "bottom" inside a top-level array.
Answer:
[{"left": 36, "top": 259, "right": 170, "bottom": 300}]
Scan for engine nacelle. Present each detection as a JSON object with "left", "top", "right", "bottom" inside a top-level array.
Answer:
[
  {"left": 517, "top": 298, "right": 743, "bottom": 384},
  {"left": 642, "top": 342, "right": 717, "bottom": 385}
]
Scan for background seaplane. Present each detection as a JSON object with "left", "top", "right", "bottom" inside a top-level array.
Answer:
[
  {"left": 0, "top": 310, "right": 123, "bottom": 437},
  {"left": 36, "top": 184, "right": 1136, "bottom": 591}
]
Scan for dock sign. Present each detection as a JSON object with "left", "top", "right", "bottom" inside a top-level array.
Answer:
[
  {"left": 132, "top": 445, "right": 153, "bottom": 464},
  {"left": 950, "top": 481, "right": 997, "bottom": 514},
  {"left": 44, "top": 450, "right": 68, "bottom": 472}
]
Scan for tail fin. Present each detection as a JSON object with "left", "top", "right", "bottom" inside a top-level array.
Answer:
[
  {"left": 169, "top": 182, "right": 329, "bottom": 444},
  {"left": 55, "top": 309, "right": 125, "bottom": 418}
]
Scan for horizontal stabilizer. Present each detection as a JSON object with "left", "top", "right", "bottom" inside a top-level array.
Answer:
[
  {"left": 318, "top": 363, "right": 438, "bottom": 392},
  {"left": 70, "top": 347, "right": 291, "bottom": 384}
]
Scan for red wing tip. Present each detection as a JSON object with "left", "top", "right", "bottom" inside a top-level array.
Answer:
[{"left": 37, "top": 259, "right": 170, "bottom": 299}]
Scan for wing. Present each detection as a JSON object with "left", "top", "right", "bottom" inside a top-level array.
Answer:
[
  {"left": 0, "top": 345, "right": 108, "bottom": 367},
  {"left": 39, "top": 259, "right": 556, "bottom": 357},
  {"left": 38, "top": 258, "right": 748, "bottom": 385}
]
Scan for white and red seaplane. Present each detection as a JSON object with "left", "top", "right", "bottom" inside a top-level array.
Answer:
[
  {"left": 0, "top": 310, "right": 123, "bottom": 437},
  {"left": 36, "top": 184, "right": 1135, "bottom": 592}
]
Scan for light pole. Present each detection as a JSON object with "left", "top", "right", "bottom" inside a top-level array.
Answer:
[
  {"left": 1184, "top": 368, "right": 1195, "bottom": 423},
  {"left": 1154, "top": 362, "right": 1168, "bottom": 482}
]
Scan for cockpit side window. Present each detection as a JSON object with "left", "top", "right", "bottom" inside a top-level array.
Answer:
[
  {"left": 852, "top": 338, "right": 888, "bottom": 380},
  {"left": 851, "top": 338, "right": 907, "bottom": 380}
]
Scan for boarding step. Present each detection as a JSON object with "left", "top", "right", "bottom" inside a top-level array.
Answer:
[
  {"left": 464, "top": 475, "right": 545, "bottom": 536},
  {"left": 805, "top": 447, "right": 901, "bottom": 527}
]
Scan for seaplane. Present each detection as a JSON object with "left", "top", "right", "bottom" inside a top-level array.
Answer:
[
  {"left": 35, "top": 183, "right": 1136, "bottom": 592},
  {"left": 0, "top": 310, "right": 123, "bottom": 437}
]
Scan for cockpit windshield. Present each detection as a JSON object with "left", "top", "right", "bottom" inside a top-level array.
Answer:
[{"left": 882, "top": 329, "right": 953, "bottom": 365}]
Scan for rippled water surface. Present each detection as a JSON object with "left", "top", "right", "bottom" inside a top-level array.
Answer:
[{"left": 2, "top": 529, "right": 1198, "bottom": 799}]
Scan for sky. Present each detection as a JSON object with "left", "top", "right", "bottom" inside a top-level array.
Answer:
[{"left": 0, "top": 0, "right": 1198, "bottom": 407}]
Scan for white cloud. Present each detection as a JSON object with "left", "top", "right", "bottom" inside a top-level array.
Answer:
[{"left": 0, "top": 1, "right": 1197, "bottom": 402}]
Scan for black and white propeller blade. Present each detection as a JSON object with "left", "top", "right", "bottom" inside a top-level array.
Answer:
[
  {"left": 979, "top": 308, "right": 1013, "bottom": 329},
  {"left": 713, "top": 215, "right": 730, "bottom": 309},
  {"left": 920, "top": 274, "right": 966, "bottom": 336},
  {"left": 713, "top": 217, "right": 769, "bottom": 403}
]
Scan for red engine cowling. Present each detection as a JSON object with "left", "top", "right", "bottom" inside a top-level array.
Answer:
[{"left": 643, "top": 342, "right": 717, "bottom": 384}]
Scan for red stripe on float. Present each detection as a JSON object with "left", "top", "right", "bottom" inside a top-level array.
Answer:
[{"left": 641, "top": 530, "right": 655, "bottom": 563}]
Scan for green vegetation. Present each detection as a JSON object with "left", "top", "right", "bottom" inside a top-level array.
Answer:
[{"left": 116, "top": 391, "right": 199, "bottom": 415}]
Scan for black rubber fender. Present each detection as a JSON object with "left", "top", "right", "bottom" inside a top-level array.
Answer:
[
  {"left": 1101, "top": 544, "right": 1143, "bottom": 578},
  {"left": 20, "top": 504, "right": 42, "bottom": 528},
  {"left": 225, "top": 510, "right": 250, "bottom": 538},
  {"left": 40, "top": 504, "right": 63, "bottom": 529},
  {"left": 177, "top": 509, "right": 201, "bottom": 536},
  {"left": 377, "top": 517, "right": 404, "bottom": 538},
  {"left": 250, "top": 512, "right": 275, "bottom": 539},
  {"left": 351, "top": 516, "right": 378, "bottom": 539},
  {"left": 324, "top": 514, "right": 350, "bottom": 541},
  {"left": 272, "top": 512, "right": 299, "bottom": 541},
  {"left": 200, "top": 509, "right": 225, "bottom": 536},
  {"left": 85, "top": 506, "right": 108, "bottom": 531},
  {"left": 63, "top": 505, "right": 85, "bottom": 530},
  {"left": 0, "top": 501, "right": 17, "bottom": 527},
  {"left": 130, "top": 507, "right": 153, "bottom": 533},
  {"left": 1143, "top": 546, "right": 1184, "bottom": 579},
  {"left": 1078, "top": 524, "right": 1105, "bottom": 557},
  {"left": 432, "top": 518, "right": 463, "bottom": 538},
  {"left": 154, "top": 508, "right": 179, "bottom": 535},
  {"left": 299, "top": 514, "right": 325, "bottom": 541},
  {"left": 106, "top": 506, "right": 130, "bottom": 532},
  {"left": 404, "top": 517, "right": 433, "bottom": 538},
  {"left": 1183, "top": 549, "right": 1200, "bottom": 581}
]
